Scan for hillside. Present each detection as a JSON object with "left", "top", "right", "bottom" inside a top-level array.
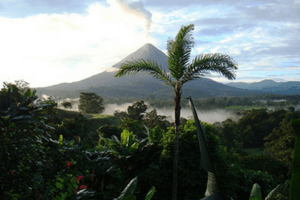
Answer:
[
  {"left": 226, "top": 80, "right": 300, "bottom": 95},
  {"left": 35, "top": 43, "right": 264, "bottom": 99}
]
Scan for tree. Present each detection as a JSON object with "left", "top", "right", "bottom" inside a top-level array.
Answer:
[
  {"left": 127, "top": 100, "right": 148, "bottom": 121},
  {"left": 288, "top": 106, "right": 295, "bottom": 112},
  {"left": 264, "top": 112, "right": 300, "bottom": 169},
  {"left": 143, "top": 108, "right": 170, "bottom": 131},
  {"left": 0, "top": 80, "right": 36, "bottom": 111},
  {"left": 115, "top": 24, "right": 238, "bottom": 200},
  {"left": 78, "top": 92, "right": 104, "bottom": 114},
  {"left": 61, "top": 101, "right": 72, "bottom": 109}
]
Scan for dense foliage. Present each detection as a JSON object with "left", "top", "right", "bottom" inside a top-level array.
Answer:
[{"left": 1, "top": 81, "right": 298, "bottom": 200}]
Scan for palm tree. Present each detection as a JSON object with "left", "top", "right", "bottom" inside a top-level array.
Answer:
[{"left": 115, "top": 24, "right": 238, "bottom": 200}]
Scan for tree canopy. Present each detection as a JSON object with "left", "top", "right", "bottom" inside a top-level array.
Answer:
[
  {"left": 78, "top": 92, "right": 104, "bottom": 114},
  {"left": 61, "top": 101, "right": 72, "bottom": 109}
]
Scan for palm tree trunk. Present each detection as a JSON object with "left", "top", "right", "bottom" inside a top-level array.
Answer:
[{"left": 172, "top": 83, "right": 181, "bottom": 200}]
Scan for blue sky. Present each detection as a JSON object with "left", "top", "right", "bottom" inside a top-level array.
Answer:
[{"left": 0, "top": 0, "right": 299, "bottom": 87}]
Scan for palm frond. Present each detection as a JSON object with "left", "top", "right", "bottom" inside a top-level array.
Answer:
[
  {"left": 115, "top": 59, "right": 174, "bottom": 86},
  {"left": 181, "top": 53, "right": 238, "bottom": 84},
  {"left": 167, "top": 24, "right": 195, "bottom": 80}
]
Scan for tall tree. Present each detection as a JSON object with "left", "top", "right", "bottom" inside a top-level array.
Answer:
[
  {"left": 78, "top": 92, "right": 105, "bottom": 114},
  {"left": 127, "top": 100, "right": 148, "bottom": 121},
  {"left": 115, "top": 24, "right": 238, "bottom": 200},
  {"left": 61, "top": 101, "right": 72, "bottom": 109}
]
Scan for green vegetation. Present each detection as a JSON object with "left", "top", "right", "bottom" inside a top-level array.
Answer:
[
  {"left": 1, "top": 80, "right": 299, "bottom": 200},
  {"left": 242, "top": 148, "right": 265, "bottom": 156},
  {"left": 224, "top": 105, "right": 267, "bottom": 110},
  {"left": 290, "top": 119, "right": 300, "bottom": 200},
  {"left": 115, "top": 24, "right": 238, "bottom": 200}
]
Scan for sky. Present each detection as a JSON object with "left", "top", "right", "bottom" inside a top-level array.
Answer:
[{"left": 0, "top": 0, "right": 299, "bottom": 88}]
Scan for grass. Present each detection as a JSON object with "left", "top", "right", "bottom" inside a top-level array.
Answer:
[
  {"left": 57, "top": 109, "right": 115, "bottom": 120},
  {"left": 224, "top": 106, "right": 268, "bottom": 110},
  {"left": 84, "top": 113, "right": 114, "bottom": 119},
  {"left": 57, "top": 108, "right": 82, "bottom": 118},
  {"left": 57, "top": 108, "right": 120, "bottom": 132}
]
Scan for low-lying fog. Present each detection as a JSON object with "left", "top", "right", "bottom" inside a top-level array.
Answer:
[
  {"left": 55, "top": 98, "right": 239, "bottom": 124},
  {"left": 52, "top": 96, "right": 299, "bottom": 124},
  {"left": 103, "top": 103, "right": 240, "bottom": 124}
]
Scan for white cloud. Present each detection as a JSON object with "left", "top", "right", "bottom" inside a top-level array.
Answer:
[
  {"left": 0, "top": 1, "right": 152, "bottom": 87},
  {"left": 0, "top": 0, "right": 299, "bottom": 88}
]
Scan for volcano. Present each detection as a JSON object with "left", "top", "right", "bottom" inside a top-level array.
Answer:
[{"left": 36, "top": 43, "right": 263, "bottom": 99}]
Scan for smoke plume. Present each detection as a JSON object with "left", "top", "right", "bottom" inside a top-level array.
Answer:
[{"left": 114, "top": 0, "right": 152, "bottom": 41}]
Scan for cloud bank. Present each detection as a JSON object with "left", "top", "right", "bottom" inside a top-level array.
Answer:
[
  {"left": 0, "top": 0, "right": 154, "bottom": 87},
  {"left": 0, "top": 0, "right": 299, "bottom": 87}
]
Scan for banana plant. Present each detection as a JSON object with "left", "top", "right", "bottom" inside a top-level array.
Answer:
[
  {"left": 265, "top": 180, "right": 290, "bottom": 200},
  {"left": 186, "top": 96, "right": 223, "bottom": 200},
  {"left": 114, "top": 177, "right": 155, "bottom": 200},
  {"left": 249, "top": 183, "right": 262, "bottom": 200},
  {"left": 249, "top": 180, "right": 290, "bottom": 200},
  {"left": 97, "top": 129, "right": 148, "bottom": 156}
]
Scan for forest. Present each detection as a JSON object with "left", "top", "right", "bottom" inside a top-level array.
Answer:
[{"left": 1, "top": 81, "right": 300, "bottom": 200}]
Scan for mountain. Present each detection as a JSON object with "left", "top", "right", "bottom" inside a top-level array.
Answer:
[
  {"left": 41, "top": 43, "right": 168, "bottom": 91},
  {"left": 226, "top": 80, "right": 300, "bottom": 95},
  {"left": 36, "top": 43, "right": 264, "bottom": 99},
  {"left": 226, "top": 80, "right": 280, "bottom": 90},
  {"left": 111, "top": 43, "right": 169, "bottom": 70}
]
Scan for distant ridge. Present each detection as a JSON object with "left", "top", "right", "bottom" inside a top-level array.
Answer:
[
  {"left": 226, "top": 79, "right": 300, "bottom": 95},
  {"left": 36, "top": 43, "right": 265, "bottom": 99}
]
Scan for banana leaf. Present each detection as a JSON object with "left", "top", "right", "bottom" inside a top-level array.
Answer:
[
  {"left": 249, "top": 183, "right": 262, "bottom": 200},
  {"left": 265, "top": 180, "right": 290, "bottom": 200},
  {"left": 186, "top": 96, "right": 222, "bottom": 199},
  {"left": 115, "top": 177, "right": 138, "bottom": 200},
  {"left": 145, "top": 186, "right": 155, "bottom": 200}
]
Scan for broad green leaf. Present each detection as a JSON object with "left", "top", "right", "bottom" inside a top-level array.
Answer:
[
  {"left": 205, "top": 172, "right": 220, "bottom": 197},
  {"left": 56, "top": 182, "right": 64, "bottom": 189},
  {"left": 187, "top": 96, "right": 222, "bottom": 199},
  {"left": 121, "top": 129, "right": 132, "bottom": 146},
  {"left": 145, "top": 186, "right": 155, "bottom": 200},
  {"left": 265, "top": 183, "right": 282, "bottom": 200},
  {"left": 129, "top": 142, "right": 139, "bottom": 153},
  {"left": 187, "top": 97, "right": 213, "bottom": 172},
  {"left": 59, "top": 134, "right": 63, "bottom": 145},
  {"left": 59, "top": 192, "right": 68, "bottom": 200},
  {"left": 117, "top": 177, "right": 138, "bottom": 200},
  {"left": 249, "top": 183, "right": 262, "bottom": 200}
]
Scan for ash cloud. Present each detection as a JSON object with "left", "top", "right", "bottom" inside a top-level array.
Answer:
[{"left": 114, "top": 0, "right": 152, "bottom": 41}]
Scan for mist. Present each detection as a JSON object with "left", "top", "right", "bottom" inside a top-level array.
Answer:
[
  {"left": 48, "top": 95, "right": 300, "bottom": 124},
  {"left": 102, "top": 103, "right": 240, "bottom": 124},
  {"left": 55, "top": 97, "right": 239, "bottom": 124},
  {"left": 154, "top": 107, "right": 240, "bottom": 124}
]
